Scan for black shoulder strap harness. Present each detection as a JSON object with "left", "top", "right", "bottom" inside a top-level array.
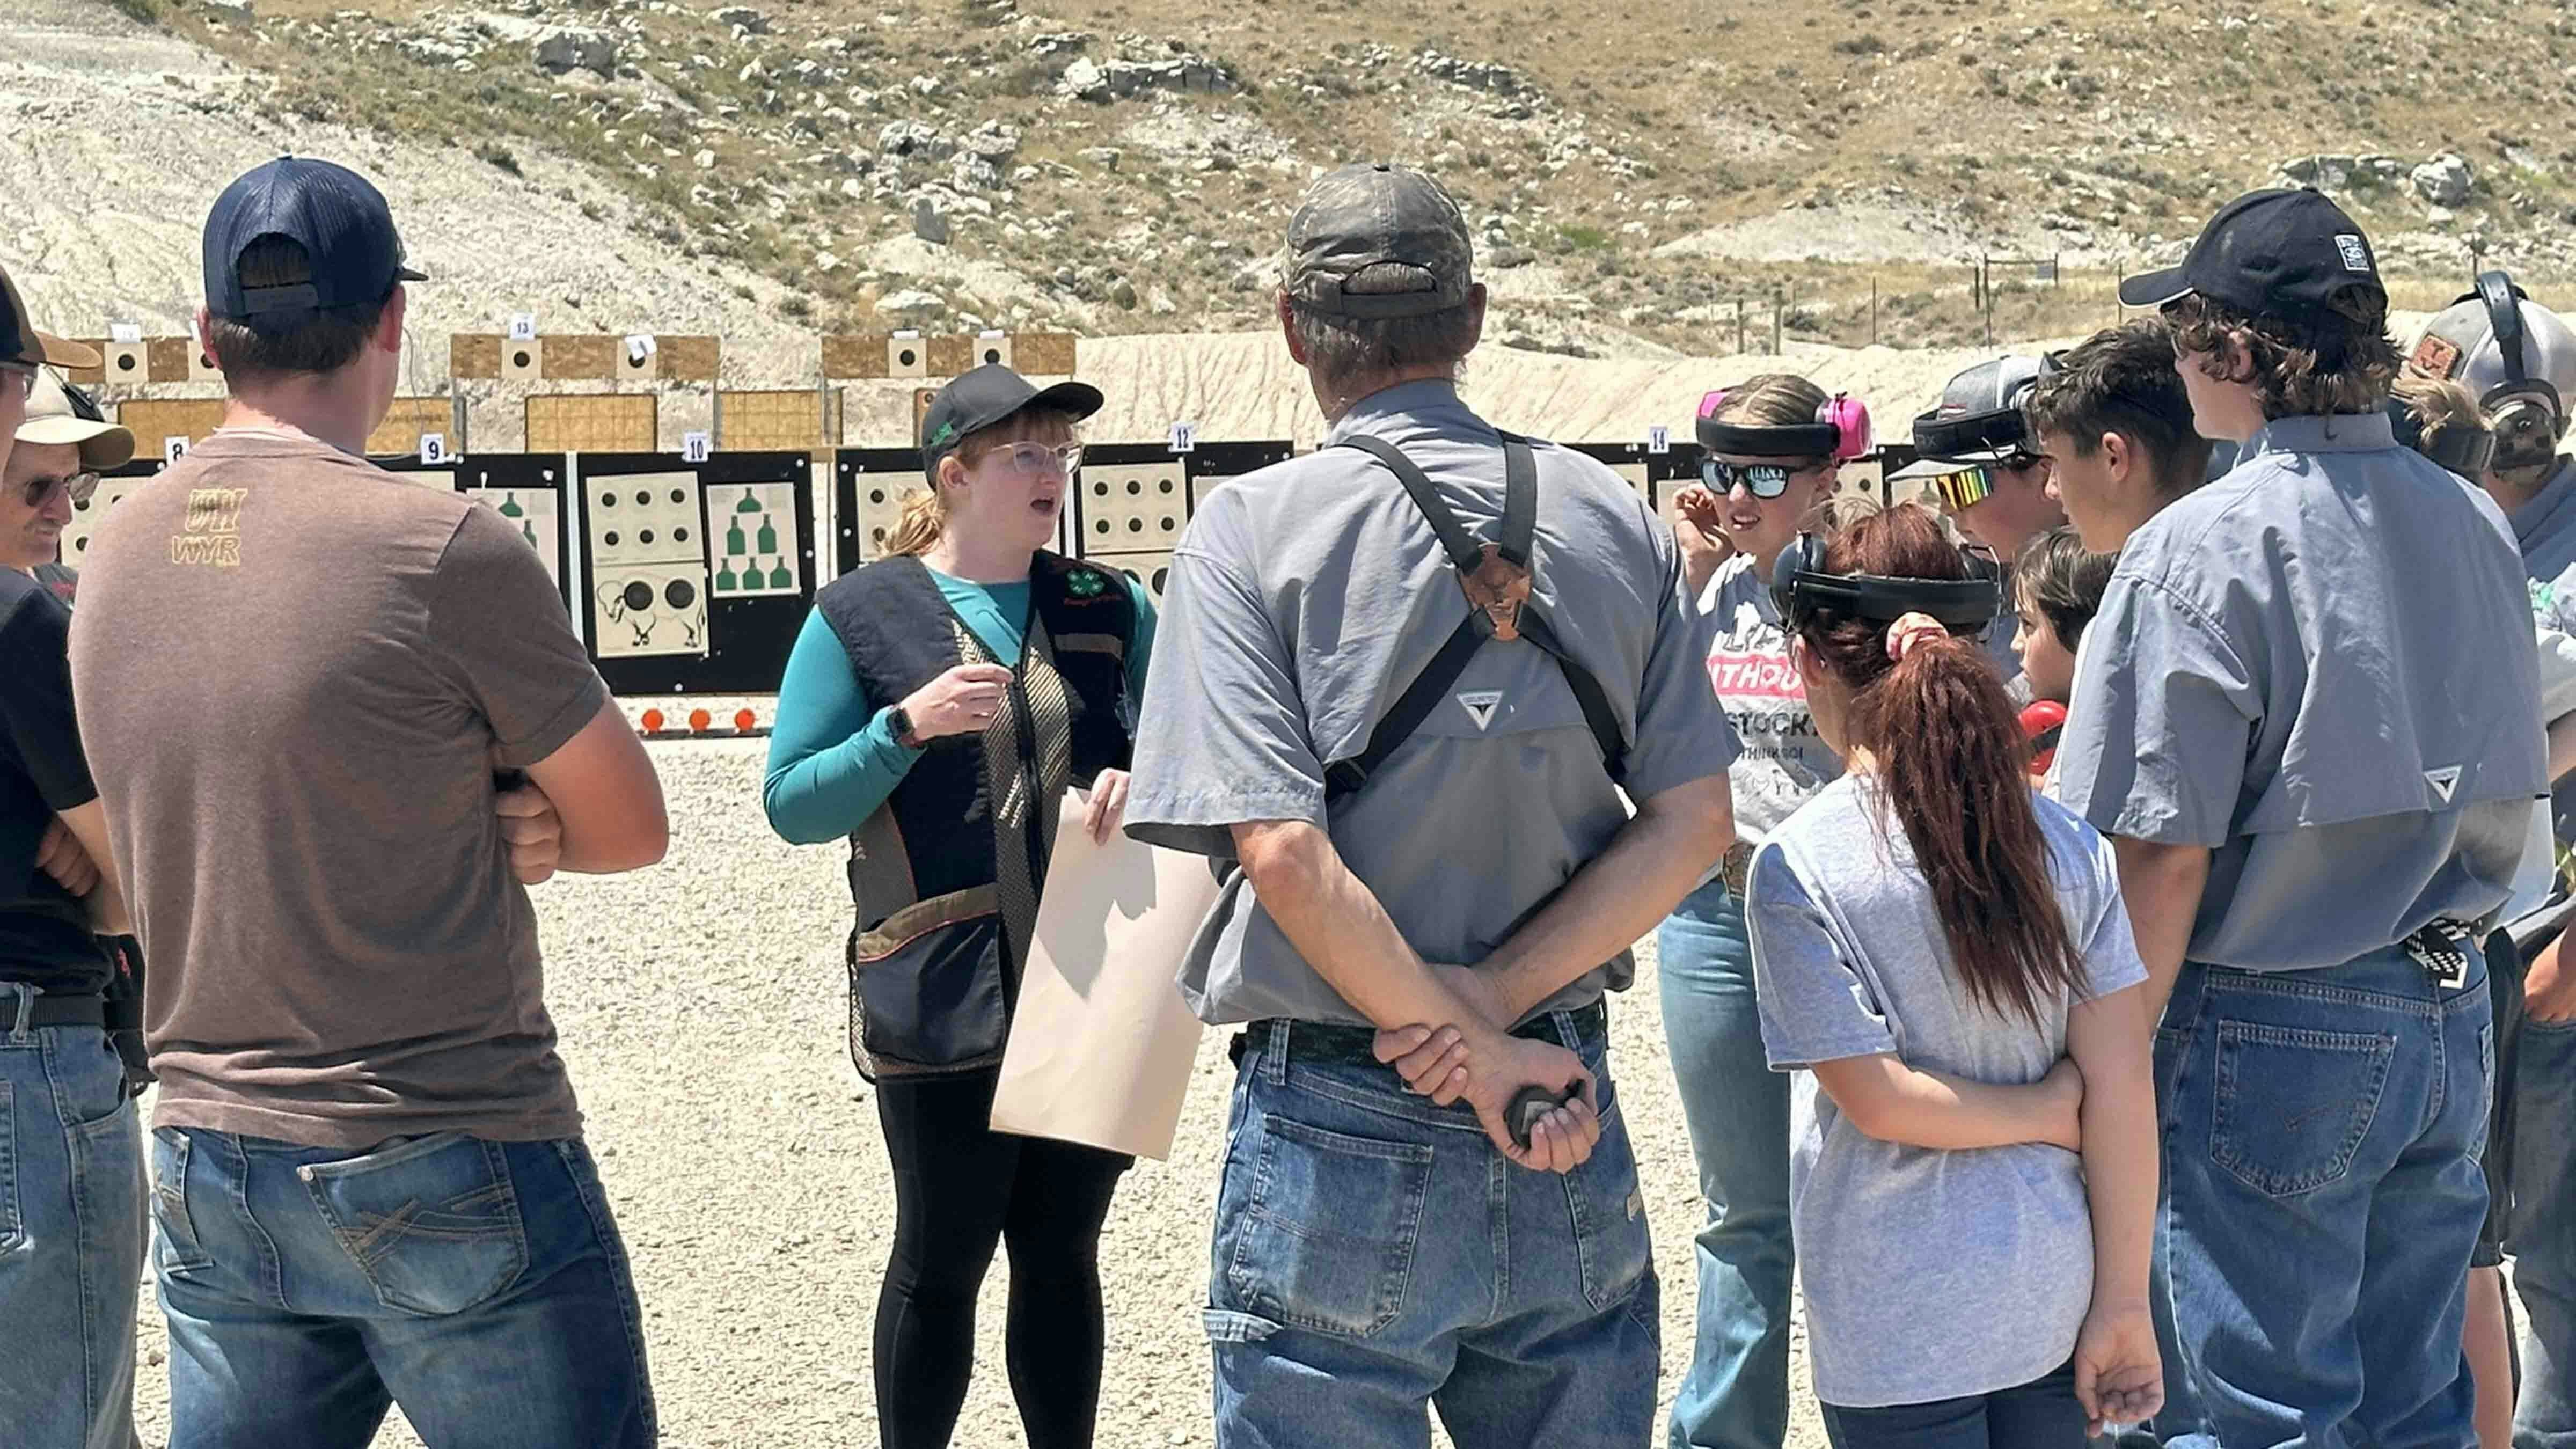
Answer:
[{"left": 1323, "top": 433, "right": 1629, "bottom": 804}]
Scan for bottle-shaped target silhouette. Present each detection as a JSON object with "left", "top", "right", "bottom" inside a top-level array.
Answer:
[
  {"left": 767, "top": 556, "right": 792, "bottom": 590},
  {"left": 715, "top": 558, "right": 738, "bottom": 592},
  {"left": 756, "top": 511, "right": 778, "bottom": 556},
  {"left": 497, "top": 492, "right": 525, "bottom": 518},
  {"left": 725, "top": 514, "right": 748, "bottom": 561}
]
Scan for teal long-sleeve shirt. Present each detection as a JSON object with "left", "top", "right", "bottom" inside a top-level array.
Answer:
[{"left": 762, "top": 567, "right": 1158, "bottom": 846}]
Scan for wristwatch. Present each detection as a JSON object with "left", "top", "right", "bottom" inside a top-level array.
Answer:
[{"left": 887, "top": 705, "right": 923, "bottom": 749}]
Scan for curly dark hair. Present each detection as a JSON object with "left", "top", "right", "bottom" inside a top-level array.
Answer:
[{"left": 2162, "top": 288, "right": 2400, "bottom": 420}]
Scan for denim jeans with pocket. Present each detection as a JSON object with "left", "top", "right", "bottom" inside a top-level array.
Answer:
[
  {"left": 0, "top": 983, "right": 146, "bottom": 1449},
  {"left": 2156, "top": 947, "right": 2491, "bottom": 1449},
  {"left": 152, "top": 1127, "right": 655, "bottom": 1449},
  {"left": 1656, "top": 877, "right": 1792, "bottom": 1449},
  {"left": 1205, "top": 1011, "right": 1658, "bottom": 1448}
]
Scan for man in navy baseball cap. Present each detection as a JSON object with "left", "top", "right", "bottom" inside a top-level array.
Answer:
[
  {"left": 2118, "top": 187, "right": 2384, "bottom": 321},
  {"left": 203, "top": 156, "right": 426, "bottom": 331}
]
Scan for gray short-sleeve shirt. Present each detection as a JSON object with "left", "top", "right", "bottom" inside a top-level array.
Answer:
[
  {"left": 2058, "top": 412, "right": 2547, "bottom": 970},
  {"left": 1750, "top": 775, "right": 2146, "bottom": 1407},
  {"left": 1124, "top": 380, "right": 1740, "bottom": 1026},
  {"left": 2515, "top": 457, "right": 2576, "bottom": 586}
]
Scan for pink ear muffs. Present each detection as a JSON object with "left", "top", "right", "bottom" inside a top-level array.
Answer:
[
  {"left": 1819, "top": 392, "right": 1872, "bottom": 461},
  {"left": 1697, "top": 388, "right": 1731, "bottom": 420}
]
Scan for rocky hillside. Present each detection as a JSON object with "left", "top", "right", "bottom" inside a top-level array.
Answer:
[{"left": 27, "top": 0, "right": 2576, "bottom": 360}]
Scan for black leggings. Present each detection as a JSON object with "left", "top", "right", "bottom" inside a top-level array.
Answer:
[{"left": 873, "top": 1069, "right": 1131, "bottom": 1449}]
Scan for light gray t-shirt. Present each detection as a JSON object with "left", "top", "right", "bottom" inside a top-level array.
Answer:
[
  {"left": 1750, "top": 774, "right": 2147, "bottom": 1408},
  {"left": 1125, "top": 380, "right": 1740, "bottom": 1027},
  {"left": 2059, "top": 412, "right": 2546, "bottom": 970},
  {"left": 1697, "top": 554, "right": 1839, "bottom": 845}
]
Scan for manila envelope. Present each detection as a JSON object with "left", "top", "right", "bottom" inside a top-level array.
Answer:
[{"left": 990, "top": 788, "right": 1217, "bottom": 1160}]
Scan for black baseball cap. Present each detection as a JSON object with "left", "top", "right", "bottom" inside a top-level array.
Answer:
[
  {"left": 0, "top": 259, "right": 99, "bottom": 370},
  {"left": 920, "top": 363, "right": 1103, "bottom": 474},
  {"left": 203, "top": 157, "right": 427, "bottom": 326},
  {"left": 2118, "top": 187, "right": 2383, "bottom": 317},
  {"left": 1283, "top": 163, "right": 1475, "bottom": 319}
]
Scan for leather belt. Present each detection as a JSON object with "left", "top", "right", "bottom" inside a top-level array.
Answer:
[{"left": 1233, "top": 998, "right": 1608, "bottom": 1070}]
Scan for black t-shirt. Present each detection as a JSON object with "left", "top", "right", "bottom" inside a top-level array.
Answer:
[{"left": 0, "top": 569, "right": 110, "bottom": 993}]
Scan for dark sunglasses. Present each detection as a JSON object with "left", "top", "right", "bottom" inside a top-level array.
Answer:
[
  {"left": 1700, "top": 458, "right": 1806, "bottom": 500},
  {"left": 21, "top": 471, "right": 100, "bottom": 508}
]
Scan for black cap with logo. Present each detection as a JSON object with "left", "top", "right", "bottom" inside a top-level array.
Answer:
[
  {"left": 203, "top": 157, "right": 427, "bottom": 328},
  {"left": 2118, "top": 187, "right": 2383, "bottom": 318},
  {"left": 919, "top": 363, "right": 1103, "bottom": 475}
]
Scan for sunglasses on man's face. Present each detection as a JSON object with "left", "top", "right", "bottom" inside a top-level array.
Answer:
[
  {"left": 1700, "top": 458, "right": 1809, "bottom": 500},
  {"left": 20, "top": 471, "right": 99, "bottom": 508}
]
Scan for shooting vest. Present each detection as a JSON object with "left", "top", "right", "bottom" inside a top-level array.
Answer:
[{"left": 814, "top": 551, "right": 1137, "bottom": 1079}]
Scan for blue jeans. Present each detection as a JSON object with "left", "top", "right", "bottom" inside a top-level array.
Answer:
[
  {"left": 2513, "top": 977, "right": 2576, "bottom": 1449},
  {"left": 0, "top": 984, "right": 145, "bottom": 1449},
  {"left": 1658, "top": 878, "right": 1792, "bottom": 1449},
  {"left": 1818, "top": 1360, "right": 2084, "bottom": 1449},
  {"left": 2157, "top": 948, "right": 2491, "bottom": 1449},
  {"left": 1205, "top": 1013, "right": 1658, "bottom": 1448},
  {"left": 152, "top": 1128, "right": 656, "bottom": 1448}
]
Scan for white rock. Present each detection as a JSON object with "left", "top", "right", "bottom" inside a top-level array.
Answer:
[
  {"left": 2413, "top": 152, "right": 2474, "bottom": 207},
  {"left": 876, "top": 289, "right": 944, "bottom": 319},
  {"left": 694, "top": 148, "right": 717, "bottom": 169}
]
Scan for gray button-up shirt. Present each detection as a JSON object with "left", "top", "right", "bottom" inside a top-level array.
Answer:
[
  {"left": 1124, "top": 380, "right": 1739, "bottom": 1026},
  {"left": 2059, "top": 411, "right": 2546, "bottom": 971}
]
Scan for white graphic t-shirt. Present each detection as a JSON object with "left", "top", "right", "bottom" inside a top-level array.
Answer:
[{"left": 1700, "top": 554, "right": 1842, "bottom": 847}]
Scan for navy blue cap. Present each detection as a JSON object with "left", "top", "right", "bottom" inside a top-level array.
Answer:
[
  {"left": 2118, "top": 187, "right": 2382, "bottom": 318},
  {"left": 203, "top": 157, "right": 426, "bottom": 324}
]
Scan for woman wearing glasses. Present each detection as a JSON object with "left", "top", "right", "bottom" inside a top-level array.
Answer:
[
  {"left": 1660, "top": 372, "right": 1875, "bottom": 1449},
  {"left": 763, "top": 363, "right": 1153, "bottom": 1449}
]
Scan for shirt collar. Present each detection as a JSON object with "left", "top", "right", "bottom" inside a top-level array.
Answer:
[
  {"left": 2241, "top": 411, "right": 2397, "bottom": 458},
  {"left": 1321, "top": 379, "right": 1473, "bottom": 445}
]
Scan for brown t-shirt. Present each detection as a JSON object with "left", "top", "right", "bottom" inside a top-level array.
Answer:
[{"left": 68, "top": 430, "right": 609, "bottom": 1148}]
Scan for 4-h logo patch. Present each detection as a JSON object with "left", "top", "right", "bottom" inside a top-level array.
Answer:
[{"left": 1067, "top": 568, "right": 1109, "bottom": 598}]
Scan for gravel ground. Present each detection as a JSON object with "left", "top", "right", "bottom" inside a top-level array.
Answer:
[{"left": 125, "top": 737, "right": 1833, "bottom": 1448}]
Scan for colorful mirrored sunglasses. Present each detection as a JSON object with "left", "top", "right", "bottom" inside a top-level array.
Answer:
[
  {"left": 1700, "top": 458, "right": 1800, "bottom": 499},
  {"left": 1927, "top": 464, "right": 2001, "bottom": 513}
]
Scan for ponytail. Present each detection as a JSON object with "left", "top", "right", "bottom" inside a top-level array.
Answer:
[
  {"left": 881, "top": 485, "right": 948, "bottom": 557},
  {"left": 1798, "top": 506, "right": 2086, "bottom": 1024},
  {"left": 1857, "top": 630, "right": 2084, "bottom": 1024}
]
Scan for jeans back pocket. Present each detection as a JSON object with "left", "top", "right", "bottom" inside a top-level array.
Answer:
[
  {"left": 1559, "top": 1094, "right": 1653, "bottom": 1311},
  {"left": 149, "top": 1127, "right": 214, "bottom": 1275},
  {"left": 1225, "top": 1116, "right": 1433, "bottom": 1339},
  {"left": 2211, "top": 1020, "right": 2395, "bottom": 1197},
  {"left": 298, "top": 1132, "right": 530, "bottom": 1317}
]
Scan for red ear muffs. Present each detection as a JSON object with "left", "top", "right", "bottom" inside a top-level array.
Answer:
[{"left": 1819, "top": 393, "right": 1872, "bottom": 461}]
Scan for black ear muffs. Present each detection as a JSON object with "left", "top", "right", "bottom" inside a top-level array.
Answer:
[
  {"left": 1768, "top": 532, "right": 2003, "bottom": 633},
  {"left": 2467, "top": 269, "right": 2564, "bottom": 428}
]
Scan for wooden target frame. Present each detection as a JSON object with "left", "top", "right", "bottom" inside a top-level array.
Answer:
[{"left": 526, "top": 393, "right": 659, "bottom": 453}]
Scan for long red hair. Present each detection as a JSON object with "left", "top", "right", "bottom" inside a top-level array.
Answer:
[{"left": 1796, "top": 506, "right": 2085, "bottom": 1024}]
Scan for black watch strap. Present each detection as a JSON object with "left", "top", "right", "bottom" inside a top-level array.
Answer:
[{"left": 887, "top": 705, "right": 921, "bottom": 748}]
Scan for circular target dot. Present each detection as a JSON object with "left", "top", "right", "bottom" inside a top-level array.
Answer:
[
  {"left": 1126, "top": 480, "right": 1142, "bottom": 495},
  {"left": 621, "top": 581, "right": 653, "bottom": 610},
  {"left": 511, "top": 349, "right": 531, "bottom": 368},
  {"left": 1159, "top": 479, "right": 1175, "bottom": 494},
  {"left": 599, "top": 493, "right": 617, "bottom": 507},
  {"left": 604, "top": 530, "right": 621, "bottom": 547},
  {"left": 674, "top": 527, "right": 690, "bottom": 543},
  {"left": 633, "top": 491, "right": 650, "bottom": 506},
  {"left": 664, "top": 579, "right": 697, "bottom": 609},
  {"left": 869, "top": 488, "right": 887, "bottom": 504},
  {"left": 670, "top": 489, "right": 686, "bottom": 504},
  {"left": 1126, "top": 518, "right": 1144, "bottom": 533},
  {"left": 640, "top": 529, "right": 656, "bottom": 545},
  {"left": 1160, "top": 517, "right": 1176, "bottom": 531}
]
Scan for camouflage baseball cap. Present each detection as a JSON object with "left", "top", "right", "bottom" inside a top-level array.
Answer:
[{"left": 1283, "top": 163, "right": 1474, "bottom": 319}]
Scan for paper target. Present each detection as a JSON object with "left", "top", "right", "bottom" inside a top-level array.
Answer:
[
  {"left": 709, "top": 482, "right": 802, "bottom": 598},
  {"left": 464, "top": 487, "right": 564, "bottom": 587},
  {"left": 586, "top": 470, "right": 710, "bottom": 658}
]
